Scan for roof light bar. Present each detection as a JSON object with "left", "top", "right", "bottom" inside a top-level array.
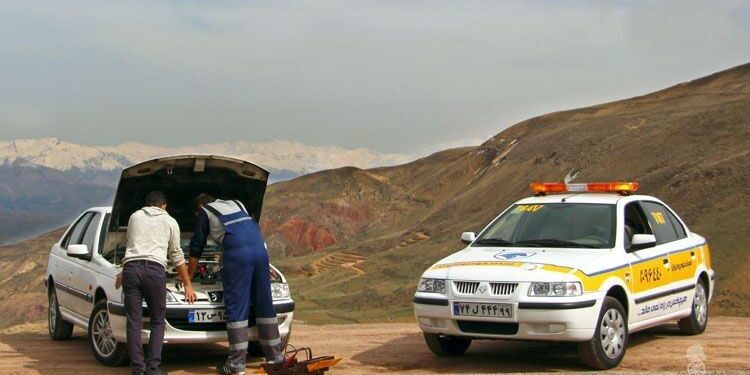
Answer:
[{"left": 530, "top": 182, "right": 639, "bottom": 196}]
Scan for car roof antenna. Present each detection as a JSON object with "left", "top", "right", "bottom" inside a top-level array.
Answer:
[{"left": 561, "top": 169, "right": 580, "bottom": 202}]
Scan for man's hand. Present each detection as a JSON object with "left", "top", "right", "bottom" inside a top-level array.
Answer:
[
  {"left": 115, "top": 272, "right": 122, "bottom": 289},
  {"left": 175, "top": 263, "right": 196, "bottom": 304},
  {"left": 183, "top": 283, "right": 197, "bottom": 304}
]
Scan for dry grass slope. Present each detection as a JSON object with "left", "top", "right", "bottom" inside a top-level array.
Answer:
[{"left": 271, "top": 63, "right": 750, "bottom": 322}]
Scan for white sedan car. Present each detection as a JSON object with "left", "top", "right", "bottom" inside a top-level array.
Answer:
[
  {"left": 45, "top": 155, "right": 294, "bottom": 366},
  {"left": 414, "top": 182, "right": 714, "bottom": 369}
]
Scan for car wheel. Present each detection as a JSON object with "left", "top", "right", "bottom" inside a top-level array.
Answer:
[
  {"left": 423, "top": 333, "right": 471, "bottom": 356},
  {"left": 248, "top": 330, "right": 292, "bottom": 358},
  {"left": 48, "top": 286, "right": 74, "bottom": 341},
  {"left": 678, "top": 279, "right": 709, "bottom": 335},
  {"left": 88, "top": 300, "right": 128, "bottom": 367},
  {"left": 579, "top": 296, "right": 628, "bottom": 369}
]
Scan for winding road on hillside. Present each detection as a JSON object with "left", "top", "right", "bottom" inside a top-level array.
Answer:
[
  {"left": 311, "top": 253, "right": 366, "bottom": 276},
  {"left": 0, "top": 317, "right": 748, "bottom": 374}
]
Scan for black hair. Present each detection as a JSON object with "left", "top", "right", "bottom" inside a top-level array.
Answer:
[
  {"left": 193, "top": 193, "right": 217, "bottom": 213},
  {"left": 145, "top": 191, "right": 167, "bottom": 207}
]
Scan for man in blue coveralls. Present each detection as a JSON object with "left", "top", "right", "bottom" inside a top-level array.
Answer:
[{"left": 188, "top": 194, "right": 284, "bottom": 375}]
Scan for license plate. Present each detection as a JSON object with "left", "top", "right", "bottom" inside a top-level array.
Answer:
[
  {"left": 453, "top": 302, "right": 513, "bottom": 318},
  {"left": 188, "top": 309, "right": 227, "bottom": 323}
]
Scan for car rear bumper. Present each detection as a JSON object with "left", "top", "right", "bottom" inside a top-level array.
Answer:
[
  {"left": 413, "top": 294, "right": 600, "bottom": 342},
  {"left": 108, "top": 300, "right": 295, "bottom": 344}
]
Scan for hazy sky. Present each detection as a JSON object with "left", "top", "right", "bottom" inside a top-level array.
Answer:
[{"left": 1, "top": 1, "right": 748, "bottom": 153}]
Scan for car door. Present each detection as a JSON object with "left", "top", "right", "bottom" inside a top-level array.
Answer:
[
  {"left": 642, "top": 201, "right": 696, "bottom": 314},
  {"left": 67, "top": 212, "right": 103, "bottom": 317},
  {"left": 56, "top": 212, "right": 94, "bottom": 312},
  {"left": 623, "top": 201, "right": 673, "bottom": 321}
]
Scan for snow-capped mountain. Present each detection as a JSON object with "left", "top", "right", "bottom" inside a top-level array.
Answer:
[
  {"left": 0, "top": 138, "right": 413, "bottom": 176},
  {"left": 0, "top": 137, "right": 417, "bottom": 245},
  {"left": 0, "top": 137, "right": 481, "bottom": 245}
]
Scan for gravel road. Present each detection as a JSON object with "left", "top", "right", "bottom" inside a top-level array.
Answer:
[{"left": 0, "top": 317, "right": 748, "bottom": 374}]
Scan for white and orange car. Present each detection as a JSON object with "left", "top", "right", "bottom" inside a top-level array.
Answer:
[{"left": 413, "top": 182, "right": 714, "bottom": 369}]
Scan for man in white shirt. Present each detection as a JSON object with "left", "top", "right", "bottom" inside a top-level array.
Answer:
[{"left": 121, "top": 191, "right": 196, "bottom": 375}]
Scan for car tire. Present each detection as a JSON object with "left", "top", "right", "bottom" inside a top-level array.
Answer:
[
  {"left": 248, "top": 330, "right": 292, "bottom": 358},
  {"left": 48, "top": 286, "right": 74, "bottom": 341},
  {"left": 423, "top": 333, "right": 471, "bottom": 356},
  {"left": 87, "top": 300, "right": 129, "bottom": 367},
  {"left": 678, "top": 279, "right": 709, "bottom": 335},
  {"left": 579, "top": 296, "right": 628, "bottom": 369}
]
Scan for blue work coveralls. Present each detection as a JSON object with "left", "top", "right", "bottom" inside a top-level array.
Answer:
[{"left": 189, "top": 199, "right": 284, "bottom": 372}]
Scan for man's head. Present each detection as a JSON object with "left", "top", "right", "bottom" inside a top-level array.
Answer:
[
  {"left": 145, "top": 190, "right": 168, "bottom": 209},
  {"left": 193, "top": 193, "right": 216, "bottom": 216}
]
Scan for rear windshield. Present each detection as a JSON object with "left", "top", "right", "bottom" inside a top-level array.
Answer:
[{"left": 474, "top": 203, "right": 616, "bottom": 249}]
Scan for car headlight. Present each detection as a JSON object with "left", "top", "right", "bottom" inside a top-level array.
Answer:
[
  {"left": 271, "top": 283, "right": 290, "bottom": 299},
  {"left": 417, "top": 278, "right": 446, "bottom": 294},
  {"left": 270, "top": 268, "right": 283, "bottom": 283},
  {"left": 528, "top": 282, "right": 582, "bottom": 297}
]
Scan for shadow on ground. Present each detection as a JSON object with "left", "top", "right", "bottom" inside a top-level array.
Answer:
[
  {"left": 1, "top": 322, "right": 738, "bottom": 374},
  {"left": 0, "top": 328, "right": 266, "bottom": 374},
  {"left": 350, "top": 324, "right": 675, "bottom": 373}
]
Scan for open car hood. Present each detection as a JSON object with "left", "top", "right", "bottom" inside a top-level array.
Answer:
[{"left": 108, "top": 155, "right": 269, "bottom": 233}]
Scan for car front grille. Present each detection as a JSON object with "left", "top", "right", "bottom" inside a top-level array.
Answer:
[
  {"left": 457, "top": 320, "right": 519, "bottom": 335},
  {"left": 453, "top": 281, "right": 518, "bottom": 296},
  {"left": 453, "top": 281, "right": 480, "bottom": 294},
  {"left": 490, "top": 282, "right": 518, "bottom": 296}
]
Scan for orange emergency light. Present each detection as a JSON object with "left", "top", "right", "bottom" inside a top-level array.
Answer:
[{"left": 530, "top": 181, "right": 639, "bottom": 196}]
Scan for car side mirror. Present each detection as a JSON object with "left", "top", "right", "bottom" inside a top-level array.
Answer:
[
  {"left": 66, "top": 244, "right": 90, "bottom": 260},
  {"left": 629, "top": 234, "right": 656, "bottom": 251},
  {"left": 461, "top": 232, "right": 476, "bottom": 245}
]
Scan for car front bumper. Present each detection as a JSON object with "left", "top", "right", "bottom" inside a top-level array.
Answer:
[
  {"left": 413, "top": 293, "right": 601, "bottom": 342},
  {"left": 108, "top": 299, "right": 295, "bottom": 344}
]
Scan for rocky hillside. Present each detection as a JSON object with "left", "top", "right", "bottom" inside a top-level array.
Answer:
[
  {"left": 0, "top": 229, "right": 64, "bottom": 329},
  {"left": 264, "top": 63, "right": 750, "bottom": 320}
]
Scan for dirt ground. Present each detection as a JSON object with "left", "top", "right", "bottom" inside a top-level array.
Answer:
[{"left": 0, "top": 317, "right": 748, "bottom": 375}]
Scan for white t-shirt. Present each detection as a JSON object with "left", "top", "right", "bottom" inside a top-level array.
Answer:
[{"left": 123, "top": 206, "right": 185, "bottom": 269}]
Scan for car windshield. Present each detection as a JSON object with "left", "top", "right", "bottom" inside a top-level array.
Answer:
[{"left": 473, "top": 203, "right": 616, "bottom": 249}]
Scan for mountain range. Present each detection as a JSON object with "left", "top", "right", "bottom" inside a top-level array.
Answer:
[
  {"left": 0, "top": 139, "right": 421, "bottom": 245},
  {"left": 0, "top": 63, "right": 747, "bottom": 329},
  {"left": 0, "top": 138, "right": 415, "bottom": 177}
]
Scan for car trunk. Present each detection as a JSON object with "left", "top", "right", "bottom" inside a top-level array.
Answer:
[{"left": 102, "top": 155, "right": 269, "bottom": 274}]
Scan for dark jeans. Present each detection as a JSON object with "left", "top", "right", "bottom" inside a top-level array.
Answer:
[{"left": 123, "top": 260, "right": 167, "bottom": 372}]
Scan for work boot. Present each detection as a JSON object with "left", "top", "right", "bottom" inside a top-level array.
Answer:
[
  {"left": 216, "top": 363, "right": 245, "bottom": 375},
  {"left": 146, "top": 369, "right": 168, "bottom": 375},
  {"left": 132, "top": 371, "right": 146, "bottom": 375}
]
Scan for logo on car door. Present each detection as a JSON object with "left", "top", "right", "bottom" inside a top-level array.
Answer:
[{"left": 494, "top": 252, "right": 536, "bottom": 260}]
